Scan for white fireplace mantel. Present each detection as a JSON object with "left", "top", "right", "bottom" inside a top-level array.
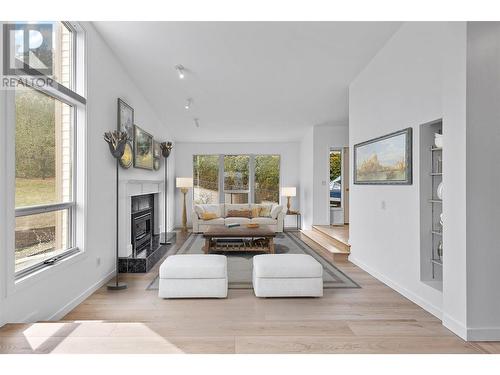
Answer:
[{"left": 118, "top": 179, "right": 165, "bottom": 258}]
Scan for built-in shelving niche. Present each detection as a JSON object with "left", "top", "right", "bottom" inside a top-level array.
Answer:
[{"left": 419, "top": 119, "right": 443, "bottom": 291}]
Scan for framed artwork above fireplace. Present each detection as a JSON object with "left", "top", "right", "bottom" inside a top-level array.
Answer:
[{"left": 134, "top": 125, "right": 154, "bottom": 170}]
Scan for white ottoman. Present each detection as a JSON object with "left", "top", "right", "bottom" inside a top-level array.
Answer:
[
  {"left": 158, "top": 254, "right": 228, "bottom": 298},
  {"left": 252, "top": 254, "right": 323, "bottom": 297}
]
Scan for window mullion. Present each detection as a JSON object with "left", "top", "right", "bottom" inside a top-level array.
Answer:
[{"left": 15, "top": 202, "right": 76, "bottom": 217}]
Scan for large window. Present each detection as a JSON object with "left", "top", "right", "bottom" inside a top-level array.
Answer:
[
  {"left": 193, "top": 155, "right": 219, "bottom": 204},
  {"left": 224, "top": 155, "right": 250, "bottom": 204},
  {"left": 193, "top": 154, "right": 280, "bottom": 205},
  {"left": 10, "top": 22, "right": 85, "bottom": 277},
  {"left": 254, "top": 155, "right": 280, "bottom": 204}
]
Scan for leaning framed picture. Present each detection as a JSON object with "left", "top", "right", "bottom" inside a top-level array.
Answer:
[
  {"left": 354, "top": 127, "right": 412, "bottom": 185},
  {"left": 133, "top": 125, "right": 154, "bottom": 170},
  {"left": 117, "top": 98, "right": 134, "bottom": 141}
]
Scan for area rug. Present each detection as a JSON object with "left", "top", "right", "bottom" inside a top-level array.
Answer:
[{"left": 147, "top": 232, "right": 359, "bottom": 290}]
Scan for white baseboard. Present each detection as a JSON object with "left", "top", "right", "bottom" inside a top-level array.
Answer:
[
  {"left": 442, "top": 313, "right": 467, "bottom": 340},
  {"left": 48, "top": 270, "right": 115, "bottom": 321},
  {"left": 348, "top": 254, "right": 443, "bottom": 320},
  {"left": 466, "top": 327, "right": 500, "bottom": 341}
]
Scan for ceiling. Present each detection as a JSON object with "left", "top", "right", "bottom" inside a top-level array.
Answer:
[{"left": 93, "top": 22, "right": 401, "bottom": 142}]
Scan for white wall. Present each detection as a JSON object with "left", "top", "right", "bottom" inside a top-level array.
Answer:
[
  {"left": 0, "top": 22, "right": 174, "bottom": 324},
  {"left": 313, "top": 125, "right": 349, "bottom": 225},
  {"left": 299, "top": 125, "right": 348, "bottom": 229},
  {"left": 300, "top": 128, "right": 314, "bottom": 229},
  {"left": 465, "top": 22, "right": 500, "bottom": 340},
  {"left": 174, "top": 142, "right": 300, "bottom": 228},
  {"left": 349, "top": 22, "right": 468, "bottom": 335}
]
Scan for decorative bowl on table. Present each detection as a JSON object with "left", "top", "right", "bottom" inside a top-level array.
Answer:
[{"left": 246, "top": 223, "right": 260, "bottom": 228}]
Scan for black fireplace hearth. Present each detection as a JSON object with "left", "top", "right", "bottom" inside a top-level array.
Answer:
[{"left": 118, "top": 193, "right": 175, "bottom": 273}]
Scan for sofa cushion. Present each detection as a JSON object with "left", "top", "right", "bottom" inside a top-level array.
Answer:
[
  {"left": 227, "top": 209, "right": 252, "bottom": 218},
  {"left": 258, "top": 204, "right": 273, "bottom": 217},
  {"left": 251, "top": 206, "right": 261, "bottom": 218},
  {"left": 253, "top": 254, "right": 323, "bottom": 278},
  {"left": 201, "top": 212, "right": 218, "bottom": 220},
  {"left": 251, "top": 217, "right": 277, "bottom": 225},
  {"left": 224, "top": 217, "right": 251, "bottom": 225},
  {"left": 194, "top": 204, "right": 223, "bottom": 218},
  {"left": 159, "top": 254, "right": 227, "bottom": 279},
  {"left": 201, "top": 218, "right": 225, "bottom": 225},
  {"left": 224, "top": 204, "right": 250, "bottom": 217}
]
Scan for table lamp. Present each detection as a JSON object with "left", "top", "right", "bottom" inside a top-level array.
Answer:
[{"left": 281, "top": 187, "right": 297, "bottom": 214}]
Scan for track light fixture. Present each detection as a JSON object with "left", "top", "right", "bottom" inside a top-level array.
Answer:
[
  {"left": 185, "top": 98, "right": 193, "bottom": 110},
  {"left": 194, "top": 118, "right": 200, "bottom": 128},
  {"left": 175, "top": 64, "right": 185, "bottom": 79}
]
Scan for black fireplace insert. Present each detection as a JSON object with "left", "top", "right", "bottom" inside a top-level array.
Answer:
[{"left": 131, "top": 194, "right": 154, "bottom": 256}]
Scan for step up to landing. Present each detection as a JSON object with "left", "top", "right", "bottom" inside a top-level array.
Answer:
[
  {"left": 300, "top": 229, "right": 349, "bottom": 263},
  {"left": 312, "top": 225, "right": 351, "bottom": 252}
]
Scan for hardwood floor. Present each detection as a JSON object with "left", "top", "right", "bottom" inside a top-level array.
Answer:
[{"left": 0, "top": 231, "right": 498, "bottom": 354}]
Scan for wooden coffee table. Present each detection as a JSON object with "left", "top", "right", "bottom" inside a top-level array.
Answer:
[{"left": 203, "top": 225, "right": 276, "bottom": 254}]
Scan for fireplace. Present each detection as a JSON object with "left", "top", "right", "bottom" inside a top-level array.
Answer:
[
  {"left": 131, "top": 194, "right": 154, "bottom": 256},
  {"left": 118, "top": 180, "right": 175, "bottom": 273}
]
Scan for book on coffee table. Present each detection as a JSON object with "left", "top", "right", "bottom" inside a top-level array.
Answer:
[{"left": 225, "top": 223, "right": 240, "bottom": 228}]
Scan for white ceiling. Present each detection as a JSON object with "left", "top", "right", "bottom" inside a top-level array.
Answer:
[{"left": 93, "top": 22, "right": 401, "bottom": 142}]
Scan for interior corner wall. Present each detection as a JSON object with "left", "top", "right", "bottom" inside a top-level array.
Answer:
[
  {"left": 348, "top": 22, "right": 468, "bottom": 329},
  {"left": 299, "top": 125, "right": 348, "bottom": 229},
  {"left": 312, "top": 125, "right": 349, "bottom": 225},
  {"left": 173, "top": 142, "right": 300, "bottom": 229},
  {"left": 0, "top": 22, "right": 174, "bottom": 324},
  {"left": 300, "top": 128, "right": 314, "bottom": 229},
  {"left": 465, "top": 22, "right": 500, "bottom": 341}
]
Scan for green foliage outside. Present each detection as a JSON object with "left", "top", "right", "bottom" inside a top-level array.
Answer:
[
  {"left": 224, "top": 155, "right": 249, "bottom": 190},
  {"left": 193, "top": 155, "right": 219, "bottom": 191},
  {"left": 15, "top": 89, "right": 56, "bottom": 180},
  {"left": 330, "top": 151, "right": 341, "bottom": 181},
  {"left": 193, "top": 154, "right": 280, "bottom": 204},
  {"left": 255, "top": 155, "right": 280, "bottom": 203}
]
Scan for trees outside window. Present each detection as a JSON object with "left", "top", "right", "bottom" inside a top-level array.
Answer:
[{"left": 192, "top": 154, "right": 280, "bottom": 205}]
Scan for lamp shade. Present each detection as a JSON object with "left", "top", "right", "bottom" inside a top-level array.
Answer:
[
  {"left": 281, "top": 187, "right": 296, "bottom": 197},
  {"left": 176, "top": 177, "right": 193, "bottom": 189}
]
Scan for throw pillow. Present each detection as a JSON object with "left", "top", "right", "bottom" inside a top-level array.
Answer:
[
  {"left": 259, "top": 205, "right": 272, "bottom": 217},
  {"left": 227, "top": 209, "right": 252, "bottom": 218},
  {"left": 201, "top": 212, "right": 218, "bottom": 220},
  {"left": 251, "top": 207, "right": 261, "bottom": 218}
]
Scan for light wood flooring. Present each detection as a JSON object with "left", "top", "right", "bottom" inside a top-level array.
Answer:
[{"left": 0, "top": 231, "right": 498, "bottom": 354}]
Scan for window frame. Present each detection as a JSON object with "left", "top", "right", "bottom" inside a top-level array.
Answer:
[
  {"left": 6, "top": 21, "right": 87, "bottom": 280},
  {"left": 193, "top": 153, "right": 281, "bottom": 205}
]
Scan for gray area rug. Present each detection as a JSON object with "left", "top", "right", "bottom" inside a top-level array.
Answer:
[{"left": 147, "top": 232, "right": 359, "bottom": 290}]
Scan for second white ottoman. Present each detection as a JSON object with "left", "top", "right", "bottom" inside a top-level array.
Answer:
[
  {"left": 252, "top": 254, "right": 323, "bottom": 297},
  {"left": 158, "top": 254, "right": 228, "bottom": 298}
]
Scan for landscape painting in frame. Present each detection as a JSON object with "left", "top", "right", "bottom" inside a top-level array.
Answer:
[
  {"left": 133, "top": 125, "right": 154, "bottom": 170},
  {"left": 117, "top": 98, "right": 134, "bottom": 140},
  {"left": 354, "top": 128, "right": 412, "bottom": 185}
]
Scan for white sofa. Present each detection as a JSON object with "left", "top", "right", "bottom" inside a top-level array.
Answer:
[
  {"left": 192, "top": 203, "right": 285, "bottom": 233},
  {"left": 158, "top": 254, "right": 228, "bottom": 298},
  {"left": 252, "top": 254, "right": 323, "bottom": 297}
]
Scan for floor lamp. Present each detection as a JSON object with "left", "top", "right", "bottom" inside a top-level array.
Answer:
[
  {"left": 176, "top": 177, "right": 193, "bottom": 232},
  {"left": 160, "top": 141, "right": 173, "bottom": 245},
  {"left": 104, "top": 130, "right": 129, "bottom": 291}
]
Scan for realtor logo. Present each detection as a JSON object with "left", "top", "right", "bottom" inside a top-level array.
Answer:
[{"left": 3, "top": 23, "right": 53, "bottom": 76}]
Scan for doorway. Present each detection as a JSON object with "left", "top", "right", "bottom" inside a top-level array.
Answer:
[{"left": 329, "top": 147, "right": 349, "bottom": 225}]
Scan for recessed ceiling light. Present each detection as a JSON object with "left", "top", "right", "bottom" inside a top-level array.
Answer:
[
  {"left": 184, "top": 98, "right": 193, "bottom": 110},
  {"left": 194, "top": 118, "right": 200, "bottom": 128},
  {"left": 175, "top": 65, "right": 185, "bottom": 79}
]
